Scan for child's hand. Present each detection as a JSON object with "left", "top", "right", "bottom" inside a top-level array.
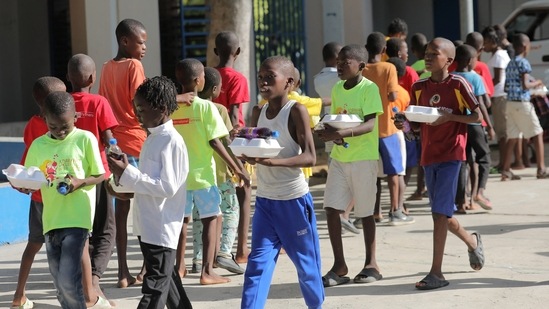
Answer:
[
  {"left": 393, "top": 113, "right": 407, "bottom": 130},
  {"left": 107, "top": 153, "right": 129, "bottom": 178},
  {"left": 230, "top": 124, "right": 243, "bottom": 140},
  {"left": 316, "top": 124, "right": 341, "bottom": 142},
  {"left": 10, "top": 183, "right": 35, "bottom": 195},
  {"left": 66, "top": 174, "right": 83, "bottom": 192},
  {"left": 104, "top": 180, "right": 134, "bottom": 200},
  {"left": 234, "top": 168, "right": 251, "bottom": 188},
  {"left": 486, "top": 126, "right": 496, "bottom": 141},
  {"left": 429, "top": 109, "right": 452, "bottom": 126},
  {"left": 176, "top": 92, "right": 195, "bottom": 106}
]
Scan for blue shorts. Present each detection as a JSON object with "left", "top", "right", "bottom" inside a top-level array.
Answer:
[
  {"left": 379, "top": 134, "right": 404, "bottom": 175},
  {"left": 423, "top": 161, "right": 460, "bottom": 217},
  {"left": 405, "top": 139, "right": 420, "bottom": 169},
  {"left": 185, "top": 186, "right": 221, "bottom": 219}
]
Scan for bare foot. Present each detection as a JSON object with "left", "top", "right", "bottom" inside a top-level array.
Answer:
[
  {"left": 235, "top": 250, "right": 250, "bottom": 264},
  {"left": 178, "top": 267, "right": 188, "bottom": 279},
  {"left": 200, "top": 272, "right": 231, "bottom": 285},
  {"left": 117, "top": 275, "right": 136, "bottom": 288},
  {"left": 466, "top": 202, "right": 482, "bottom": 211}
]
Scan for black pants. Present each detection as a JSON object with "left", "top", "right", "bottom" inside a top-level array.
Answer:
[
  {"left": 466, "top": 125, "right": 491, "bottom": 190},
  {"left": 138, "top": 241, "right": 192, "bottom": 309},
  {"left": 89, "top": 181, "right": 116, "bottom": 277}
]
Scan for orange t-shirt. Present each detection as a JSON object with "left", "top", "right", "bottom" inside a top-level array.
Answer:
[
  {"left": 362, "top": 62, "right": 400, "bottom": 137},
  {"left": 98, "top": 59, "right": 146, "bottom": 157}
]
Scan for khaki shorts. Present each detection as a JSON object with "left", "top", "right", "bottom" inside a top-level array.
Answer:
[
  {"left": 506, "top": 101, "right": 543, "bottom": 139},
  {"left": 491, "top": 96, "right": 507, "bottom": 140},
  {"left": 323, "top": 159, "right": 378, "bottom": 218}
]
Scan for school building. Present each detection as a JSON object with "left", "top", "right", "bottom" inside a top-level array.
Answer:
[{"left": 0, "top": 0, "right": 532, "bottom": 244}]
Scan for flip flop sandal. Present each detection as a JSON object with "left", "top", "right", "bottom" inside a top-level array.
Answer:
[
  {"left": 468, "top": 232, "right": 485, "bottom": 271},
  {"left": 322, "top": 271, "right": 350, "bottom": 287},
  {"left": 415, "top": 274, "right": 449, "bottom": 290},
  {"left": 353, "top": 268, "right": 382, "bottom": 283}
]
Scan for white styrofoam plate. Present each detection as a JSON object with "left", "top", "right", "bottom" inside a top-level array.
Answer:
[
  {"left": 2, "top": 164, "right": 47, "bottom": 190},
  {"left": 229, "top": 138, "right": 284, "bottom": 158},
  {"left": 403, "top": 106, "right": 441, "bottom": 123},
  {"left": 320, "top": 114, "right": 362, "bottom": 129}
]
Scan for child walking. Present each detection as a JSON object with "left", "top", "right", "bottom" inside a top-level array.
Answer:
[
  {"left": 396, "top": 37, "right": 485, "bottom": 290},
  {"left": 241, "top": 56, "right": 323, "bottom": 309},
  {"left": 23, "top": 91, "right": 105, "bottom": 308},
  {"left": 107, "top": 76, "right": 192, "bottom": 308}
]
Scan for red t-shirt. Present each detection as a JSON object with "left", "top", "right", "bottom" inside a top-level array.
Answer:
[
  {"left": 20, "top": 115, "right": 48, "bottom": 202},
  {"left": 411, "top": 74, "right": 479, "bottom": 166},
  {"left": 400, "top": 66, "right": 420, "bottom": 95},
  {"left": 72, "top": 92, "right": 119, "bottom": 178},
  {"left": 213, "top": 67, "right": 250, "bottom": 127}
]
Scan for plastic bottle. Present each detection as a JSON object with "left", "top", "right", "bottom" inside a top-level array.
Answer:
[
  {"left": 108, "top": 138, "right": 123, "bottom": 159},
  {"left": 334, "top": 139, "right": 349, "bottom": 148},
  {"left": 237, "top": 127, "right": 280, "bottom": 139},
  {"left": 392, "top": 107, "right": 416, "bottom": 141},
  {"left": 57, "top": 180, "right": 70, "bottom": 195}
]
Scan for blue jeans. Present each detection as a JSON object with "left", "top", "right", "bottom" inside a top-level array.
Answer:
[{"left": 45, "top": 228, "right": 88, "bottom": 309}]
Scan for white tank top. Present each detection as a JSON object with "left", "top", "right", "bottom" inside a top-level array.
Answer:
[{"left": 256, "top": 100, "right": 309, "bottom": 200}]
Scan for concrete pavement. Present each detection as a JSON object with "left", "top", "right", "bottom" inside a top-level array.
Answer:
[{"left": 1, "top": 151, "right": 549, "bottom": 308}]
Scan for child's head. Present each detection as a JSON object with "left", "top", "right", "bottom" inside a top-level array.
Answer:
[
  {"left": 512, "top": 33, "right": 530, "bottom": 56},
  {"left": 257, "top": 56, "right": 295, "bottom": 101},
  {"left": 387, "top": 18, "right": 408, "bottom": 39},
  {"left": 67, "top": 54, "right": 96, "bottom": 90},
  {"left": 493, "top": 24, "right": 509, "bottom": 45},
  {"left": 133, "top": 76, "right": 178, "bottom": 129},
  {"left": 291, "top": 67, "right": 302, "bottom": 92},
  {"left": 115, "top": 19, "right": 147, "bottom": 60},
  {"left": 386, "top": 57, "right": 406, "bottom": 79},
  {"left": 411, "top": 33, "right": 428, "bottom": 59},
  {"left": 322, "top": 42, "right": 342, "bottom": 67},
  {"left": 214, "top": 31, "right": 240, "bottom": 59},
  {"left": 32, "top": 77, "right": 67, "bottom": 114},
  {"left": 481, "top": 26, "right": 500, "bottom": 53},
  {"left": 453, "top": 40, "right": 464, "bottom": 47},
  {"left": 175, "top": 59, "right": 205, "bottom": 92},
  {"left": 337, "top": 44, "right": 367, "bottom": 81},
  {"left": 365, "top": 32, "right": 386, "bottom": 57},
  {"left": 465, "top": 31, "right": 484, "bottom": 56},
  {"left": 455, "top": 44, "right": 477, "bottom": 71},
  {"left": 424, "top": 37, "right": 455, "bottom": 74},
  {"left": 386, "top": 38, "right": 409, "bottom": 63},
  {"left": 198, "top": 67, "right": 222, "bottom": 100},
  {"left": 43, "top": 91, "right": 76, "bottom": 140}
]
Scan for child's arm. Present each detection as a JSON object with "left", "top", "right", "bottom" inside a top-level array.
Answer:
[
  {"left": 318, "top": 113, "right": 377, "bottom": 142},
  {"left": 431, "top": 107, "right": 482, "bottom": 126},
  {"left": 100, "top": 128, "right": 114, "bottom": 149},
  {"left": 478, "top": 94, "right": 495, "bottom": 140},
  {"left": 522, "top": 73, "right": 544, "bottom": 90},
  {"left": 209, "top": 138, "right": 250, "bottom": 187},
  {"left": 229, "top": 105, "right": 242, "bottom": 127},
  {"left": 66, "top": 174, "right": 105, "bottom": 193},
  {"left": 176, "top": 92, "right": 195, "bottom": 106}
]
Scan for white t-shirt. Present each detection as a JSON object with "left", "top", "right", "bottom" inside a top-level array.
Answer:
[
  {"left": 487, "top": 49, "right": 511, "bottom": 97},
  {"left": 314, "top": 67, "right": 339, "bottom": 98}
]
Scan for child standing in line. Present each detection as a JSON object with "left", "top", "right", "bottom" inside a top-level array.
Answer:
[
  {"left": 173, "top": 59, "right": 249, "bottom": 285},
  {"left": 318, "top": 44, "right": 383, "bottom": 287},
  {"left": 501, "top": 33, "right": 547, "bottom": 180},
  {"left": 23, "top": 91, "right": 105, "bottom": 308},
  {"left": 212, "top": 31, "right": 252, "bottom": 263},
  {"left": 68, "top": 53, "right": 119, "bottom": 308},
  {"left": 11, "top": 77, "right": 66, "bottom": 309},
  {"left": 107, "top": 76, "right": 192, "bottom": 309},
  {"left": 396, "top": 37, "right": 485, "bottom": 290},
  {"left": 411, "top": 33, "right": 428, "bottom": 76},
  {"left": 241, "top": 55, "right": 323, "bottom": 309}
]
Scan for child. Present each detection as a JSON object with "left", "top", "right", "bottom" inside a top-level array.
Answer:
[
  {"left": 107, "top": 76, "right": 192, "bottom": 308},
  {"left": 173, "top": 58, "right": 249, "bottom": 285},
  {"left": 241, "top": 55, "right": 323, "bottom": 308},
  {"left": 317, "top": 44, "right": 383, "bottom": 287},
  {"left": 501, "top": 33, "right": 547, "bottom": 180},
  {"left": 395, "top": 37, "right": 485, "bottom": 290},
  {"left": 482, "top": 26, "right": 511, "bottom": 171},
  {"left": 382, "top": 18, "right": 408, "bottom": 61},
  {"left": 452, "top": 45, "right": 495, "bottom": 213},
  {"left": 98, "top": 18, "right": 148, "bottom": 288},
  {"left": 464, "top": 32, "right": 495, "bottom": 98},
  {"left": 68, "top": 53, "right": 119, "bottom": 307},
  {"left": 212, "top": 31, "right": 252, "bottom": 263},
  {"left": 23, "top": 91, "right": 105, "bottom": 307},
  {"left": 411, "top": 33, "right": 428, "bottom": 76},
  {"left": 363, "top": 32, "right": 413, "bottom": 225},
  {"left": 386, "top": 37, "right": 419, "bottom": 94},
  {"left": 188, "top": 67, "right": 246, "bottom": 276},
  {"left": 11, "top": 77, "right": 66, "bottom": 309}
]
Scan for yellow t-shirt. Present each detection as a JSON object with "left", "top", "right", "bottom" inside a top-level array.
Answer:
[
  {"left": 212, "top": 102, "right": 233, "bottom": 184},
  {"left": 259, "top": 91, "right": 322, "bottom": 128},
  {"left": 330, "top": 78, "right": 383, "bottom": 162}
]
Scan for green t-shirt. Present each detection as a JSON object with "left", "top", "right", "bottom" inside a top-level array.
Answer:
[
  {"left": 212, "top": 102, "right": 233, "bottom": 184},
  {"left": 25, "top": 128, "right": 105, "bottom": 233},
  {"left": 330, "top": 78, "right": 383, "bottom": 162},
  {"left": 411, "top": 59, "right": 426, "bottom": 74},
  {"left": 172, "top": 97, "right": 229, "bottom": 190}
]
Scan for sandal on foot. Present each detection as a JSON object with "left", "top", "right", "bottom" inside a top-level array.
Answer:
[
  {"left": 322, "top": 271, "right": 350, "bottom": 287},
  {"left": 537, "top": 169, "right": 548, "bottom": 179},
  {"left": 406, "top": 191, "right": 424, "bottom": 201},
  {"left": 501, "top": 171, "right": 521, "bottom": 181},
  {"left": 468, "top": 232, "right": 485, "bottom": 271},
  {"left": 415, "top": 274, "right": 449, "bottom": 290},
  {"left": 473, "top": 196, "right": 492, "bottom": 211},
  {"left": 11, "top": 298, "right": 34, "bottom": 309},
  {"left": 353, "top": 268, "right": 382, "bottom": 283}
]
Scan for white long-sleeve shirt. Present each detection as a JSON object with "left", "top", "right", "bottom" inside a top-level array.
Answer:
[{"left": 120, "top": 120, "right": 189, "bottom": 249}]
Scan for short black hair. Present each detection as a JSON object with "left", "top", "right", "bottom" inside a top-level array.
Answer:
[
  {"left": 493, "top": 24, "right": 508, "bottom": 43},
  {"left": 44, "top": 91, "right": 75, "bottom": 117},
  {"left": 481, "top": 26, "right": 500, "bottom": 46},
  {"left": 322, "top": 42, "right": 342, "bottom": 62},
  {"left": 386, "top": 57, "right": 406, "bottom": 78},
  {"left": 215, "top": 31, "right": 239, "bottom": 57},
  {"left": 512, "top": 33, "right": 529, "bottom": 49},
  {"left": 465, "top": 32, "right": 484, "bottom": 51},
  {"left": 455, "top": 44, "right": 476, "bottom": 63},
  {"left": 261, "top": 56, "right": 295, "bottom": 77},
  {"left": 365, "top": 32, "right": 386, "bottom": 55},
  {"left": 387, "top": 18, "right": 408, "bottom": 36},
  {"left": 198, "top": 67, "right": 221, "bottom": 99},
  {"left": 340, "top": 44, "right": 368, "bottom": 62},
  {"left": 453, "top": 39, "right": 464, "bottom": 47},
  {"left": 386, "top": 38, "right": 403, "bottom": 58},
  {"left": 115, "top": 19, "right": 146, "bottom": 42},
  {"left": 411, "top": 33, "right": 428, "bottom": 52},
  {"left": 33, "top": 77, "right": 66, "bottom": 100},
  {"left": 67, "top": 54, "right": 95, "bottom": 88},
  {"left": 135, "top": 76, "right": 178, "bottom": 115},
  {"left": 175, "top": 58, "right": 204, "bottom": 86}
]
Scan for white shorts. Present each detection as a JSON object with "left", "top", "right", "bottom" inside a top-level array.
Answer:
[
  {"left": 506, "top": 101, "right": 543, "bottom": 139},
  {"left": 377, "top": 131, "right": 407, "bottom": 177},
  {"left": 323, "top": 159, "right": 378, "bottom": 218}
]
